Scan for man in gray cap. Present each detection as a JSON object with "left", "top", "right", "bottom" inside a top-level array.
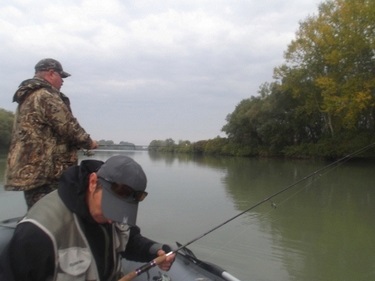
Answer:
[
  {"left": 0, "top": 155, "right": 175, "bottom": 281},
  {"left": 4, "top": 58, "right": 99, "bottom": 209}
]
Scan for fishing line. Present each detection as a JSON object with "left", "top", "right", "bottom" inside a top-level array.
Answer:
[
  {"left": 120, "top": 141, "right": 375, "bottom": 281},
  {"left": 204, "top": 143, "right": 375, "bottom": 257},
  {"left": 2, "top": 143, "right": 374, "bottom": 281},
  {"left": 203, "top": 159, "right": 338, "bottom": 259}
]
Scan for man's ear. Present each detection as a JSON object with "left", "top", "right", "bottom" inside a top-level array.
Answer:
[{"left": 88, "top": 172, "right": 98, "bottom": 192}]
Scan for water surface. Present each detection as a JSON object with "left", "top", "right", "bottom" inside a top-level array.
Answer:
[{"left": 1, "top": 150, "right": 374, "bottom": 281}]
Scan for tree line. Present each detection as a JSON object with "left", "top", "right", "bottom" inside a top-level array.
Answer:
[
  {"left": 0, "top": 109, "right": 14, "bottom": 150},
  {"left": 1, "top": 0, "right": 375, "bottom": 159},
  {"left": 151, "top": 0, "right": 375, "bottom": 159}
]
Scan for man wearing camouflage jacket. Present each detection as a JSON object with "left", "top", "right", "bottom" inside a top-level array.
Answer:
[{"left": 4, "top": 58, "right": 98, "bottom": 209}]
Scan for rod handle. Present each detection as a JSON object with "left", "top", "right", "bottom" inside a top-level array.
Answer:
[{"left": 119, "top": 254, "right": 167, "bottom": 281}]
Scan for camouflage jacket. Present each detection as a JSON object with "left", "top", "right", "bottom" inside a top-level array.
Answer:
[{"left": 5, "top": 77, "right": 94, "bottom": 191}]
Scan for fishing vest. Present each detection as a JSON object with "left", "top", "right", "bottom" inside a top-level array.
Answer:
[{"left": 19, "top": 191, "right": 130, "bottom": 281}]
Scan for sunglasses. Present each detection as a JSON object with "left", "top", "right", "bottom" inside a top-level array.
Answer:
[{"left": 98, "top": 177, "right": 148, "bottom": 202}]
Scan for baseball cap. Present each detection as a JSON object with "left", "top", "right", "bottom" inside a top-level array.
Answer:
[
  {"left": 97, "top": 155, "right": 147, "bottom": 225},
  {"left": 34, "top": 58, "right": 71, "bottom": 78}
]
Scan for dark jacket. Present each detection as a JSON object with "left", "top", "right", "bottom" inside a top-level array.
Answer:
[
  {"left": 0, "top": 160, "right": 168, "bottom": 281},
  {"left": 5, "top": 77, "right": 94, "bottom": 191}
]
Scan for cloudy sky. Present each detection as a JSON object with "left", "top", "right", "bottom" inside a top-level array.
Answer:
[{"left": 0, "top": 0, "right": 322, "bottom": 145}]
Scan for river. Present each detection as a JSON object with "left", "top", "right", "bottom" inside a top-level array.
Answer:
[{"left": 0, "top": 150, "right": 374, "bottom": 281}]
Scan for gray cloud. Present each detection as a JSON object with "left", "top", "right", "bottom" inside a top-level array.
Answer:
[{"left": 0, "top": 0, "right": 321, "bottom": 144}]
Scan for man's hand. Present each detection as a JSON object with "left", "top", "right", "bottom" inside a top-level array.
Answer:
[
  {"left": 156, "top": 250, "right": 175, "bottom": 271},
  {"left": 90, "top": 140, "right": 99, "bottom": 149}
]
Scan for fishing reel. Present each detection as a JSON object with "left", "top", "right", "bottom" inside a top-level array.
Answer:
[{"left": 152, "top": 272, "right": 171, "bottom": 281}]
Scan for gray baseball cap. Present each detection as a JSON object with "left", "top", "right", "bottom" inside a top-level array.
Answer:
[
  {"left": 97, "top": 155, "right": 147, "bottom": 225},
  {"left": 34, "top": 58, "right": 71, "bottom": 78}
]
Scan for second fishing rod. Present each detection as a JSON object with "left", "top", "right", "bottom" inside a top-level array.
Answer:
[{"left": 119, "top": 142, "right": 375, "bottom": 281}]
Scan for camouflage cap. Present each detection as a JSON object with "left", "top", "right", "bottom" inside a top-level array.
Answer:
[{"left": 34, "top": 58, "right": 71, "bottom": 78}]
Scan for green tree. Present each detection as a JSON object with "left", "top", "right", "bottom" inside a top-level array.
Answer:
[
  {"left": 222, "top": 82, "right": 316, "bottom": 156},
  {"left": 148, "top": 138, "right": 176, "bottom": 152},
  {"left": 176, "top": 140, "right": 192, "bottom": 153},
  {"left": 222, "top": 0, "right": 375, "bottom": 158},
  {"left": 275, "top": 0, "right": 375, "bottom": 137},
  {"left": 98, "top": 140, "right": 115, "bottom": 145},
  {"left": 0, "top": 108, "right": 14, "bottom": 149}
]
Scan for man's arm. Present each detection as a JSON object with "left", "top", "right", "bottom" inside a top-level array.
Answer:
[
  {"left": 0, "top": 222, "right": 55, "bottom": 281},
  {"left": 38, "top": 89, "right": 95, "bottom": 150},
  {"left": 123, "top": 225, "right": 172, "bottom": 262}
]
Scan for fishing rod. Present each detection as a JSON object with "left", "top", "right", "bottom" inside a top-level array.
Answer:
[
  {"left": 0, "top": 217, "right": 22, "bottom": 229},
  {"left": 119, "top": 142, "right": 375, "bottom": 281}
]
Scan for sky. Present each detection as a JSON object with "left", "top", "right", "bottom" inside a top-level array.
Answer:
[{"left": 0, "top": 0, "right": 322, "bottom": 145}]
